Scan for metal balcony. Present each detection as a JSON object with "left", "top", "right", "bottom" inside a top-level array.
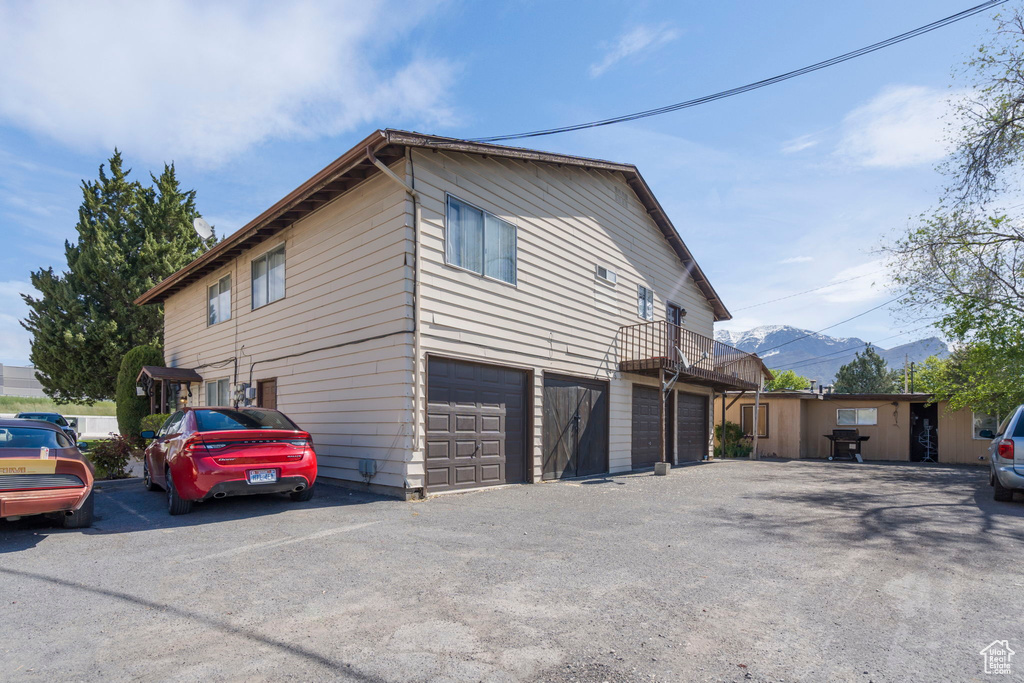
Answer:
[{"left": 619, "top": 320, "right": 766, "bottom": 391}]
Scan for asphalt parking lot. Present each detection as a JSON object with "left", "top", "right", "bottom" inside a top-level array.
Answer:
[{"left": 1, "top": 460, "right": 1022, "bottom": 682}]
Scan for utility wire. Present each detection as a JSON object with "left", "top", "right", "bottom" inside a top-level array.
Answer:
[
  {"left": 754, "top": 294, "right": 906, "bottom": 356},
  {"left": 732, "top": 270, "right": 884, "bottom": 312},
  {"left": 471, "top": 1, "right": 1006, "bottom": 143}
]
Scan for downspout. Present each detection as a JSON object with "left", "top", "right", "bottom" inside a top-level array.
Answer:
[{"left": 368, "top": 146, "right": 423, "bottom": 462}]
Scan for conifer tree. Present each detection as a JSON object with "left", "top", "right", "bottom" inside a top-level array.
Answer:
[
  {"left": 21, "top": 152, "right": 214, "bottom": 403},
  {"left": 832, "top": 345, "right": 900, "bottom": 394}
]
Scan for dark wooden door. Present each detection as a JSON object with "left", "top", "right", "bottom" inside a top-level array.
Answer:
[
  {"left": 677, "top": 393, "right": 708, "bottom": 463},
  {"left": 425, "top": 358, "right": 527, "bottom": 492},
  {"left": 631, "top": 385, "right": 661, "bottom": 468},
  {"left": 257, "top": 379, "right": 277, "bottom": 410},
  {"left": 543, "top": 375, "right": 608, "bottom": 480},
  {"left": 664, "top": 390, "right": 675, "bottom": 465}
]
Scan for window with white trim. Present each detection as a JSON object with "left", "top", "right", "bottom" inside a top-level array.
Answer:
[
  {"left": 206, "top": 379, "right": 231, "bottom": 407},
  {"left": 837, "top": 408, "right": 877, "bottom": 426},
  {"left": 637, "top": 285, "right": 654, "bottom": 320},
  {"left": 973, "top": 411, "right": 999, "bottom": 439},
  {"left": 252, "top": 245, "right": 285, "bottom": 309},
  {"left": 208, "top": 274, "right": 231, "bottom": 326},
  {"left": 445, "top": 195, "right": 517, "bottom": 285}
]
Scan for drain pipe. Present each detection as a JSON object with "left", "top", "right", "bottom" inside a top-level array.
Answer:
[{"left": 368, "top": 146, "right": 423, "bottom": 459}]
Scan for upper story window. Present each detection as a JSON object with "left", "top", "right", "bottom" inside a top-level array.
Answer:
[
  {"left": 208, "top": 274, "right": 231, "bottom": 326},
  {"left": 252, "top": 245, "right": 285, "bottom": 309},
  {"left": 637, "top": 285, "right": 654, "bottom": 320},
  {"left": 206, "top": 379, "right": 232, "bottom": 407},
  {"left": 446, "top": 195, "right": 517, "bottom": 285},
  {"left": 837, "top": 408, "right": 877, "bottom": 426}
]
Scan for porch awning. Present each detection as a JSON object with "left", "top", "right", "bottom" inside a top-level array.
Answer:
[{"left": 136, "top": 366, "right": 204, "bottom": 384}]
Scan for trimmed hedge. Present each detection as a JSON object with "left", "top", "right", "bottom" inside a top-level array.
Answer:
[{"left": 116, "top": 344, "right": 164, "bottom": 442}]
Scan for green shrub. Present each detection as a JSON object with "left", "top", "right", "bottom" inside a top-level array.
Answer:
[
  {"left": 116, "top": 344, "right": 164, "bottom": 443},
  {"left": 714, "top": 421, "right": 753, "bottom": 458},
  {"left": 89, "top": 433, "right": 136, "bottom": 479},
  {"left": 140, "top": 413, "right": 171, "bottom": 437}
]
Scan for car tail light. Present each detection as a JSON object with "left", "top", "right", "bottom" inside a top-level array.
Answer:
[
  {"left": 286, "top": 436, "right": 313, "bottom": 447},
  {"left": 998, "top": 439, "right": 1015, "bottom": 460},
  {"left": 182, "top": 435, "right": 207, "bottom": 456}
]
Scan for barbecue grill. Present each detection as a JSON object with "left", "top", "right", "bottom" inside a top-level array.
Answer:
[{"left": 823, "top": 428, "right": 870, "bottom": 461}]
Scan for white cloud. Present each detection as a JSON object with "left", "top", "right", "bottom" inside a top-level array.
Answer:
[
  {"left": 0, "top": 1, "right": 458, "bottom": 166},
  {"left": 837, "top": 85, "right": 957, "bottom": 168},
  {"left": 589, "top": 24, "right": 679, "bottom": 78},
  {"left": 0, "top": 280, "right": 38, "bottom": 366},
  {"left": 779, "top": 255, "right": 813, "bottom": 264},
  {"left": 781, "top": 134, "right": 820, "bottom": 154}
]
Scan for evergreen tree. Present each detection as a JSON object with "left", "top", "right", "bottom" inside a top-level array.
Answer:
[
  {"left": 21, "top": 152, "right": 213, "bottom": 403},
  {"left": 832, "top": 345, "right": 900, "bottom": 394}
]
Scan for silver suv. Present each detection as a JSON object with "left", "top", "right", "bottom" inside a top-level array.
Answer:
[{"left": 983, "top": 406, "right": 1024, "bottom": 501}]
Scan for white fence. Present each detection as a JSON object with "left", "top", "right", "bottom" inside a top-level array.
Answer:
[{"left": 0, "top": 414, "right": 119, "bottom": 439}]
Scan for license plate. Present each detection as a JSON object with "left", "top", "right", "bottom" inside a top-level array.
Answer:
[
  {"left": 247, "top": 469, "right": 278, "bottom": 484},
  {"left": 0, "top": 459, "right": 57, "bottom": 475}
]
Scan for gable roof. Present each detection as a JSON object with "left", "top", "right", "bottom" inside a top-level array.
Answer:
[{"left": 135, "top": 129, "right": 731, "bottom": 320}]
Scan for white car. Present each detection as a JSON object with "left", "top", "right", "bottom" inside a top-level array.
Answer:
[{"left": 982, "top": 405, "right": 1024, "bottom": 502}]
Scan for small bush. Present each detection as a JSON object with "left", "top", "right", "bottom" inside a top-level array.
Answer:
[
  {"left": 140, "top": 413, "right": 171, "bottom": 437},
  {"left": 89, "top": 433, "right": 136, "bottom": 479},
  {"left": 714, "top": 421, "right": 753, "bottom": 458}
]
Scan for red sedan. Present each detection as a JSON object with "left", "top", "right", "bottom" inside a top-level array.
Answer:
[
  {"left": 141, "top": 407, "right": 317, "bottom": 515},
  {"left": 0, "top": 419, "right": 94, "bottom": 528}
]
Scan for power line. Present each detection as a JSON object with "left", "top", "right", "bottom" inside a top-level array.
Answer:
[
  {"left": 769, "top": 324, "right": 936, "bottom": 371},
  {"left": 732, "top": 270, "right": 884, "bottom": 312},
  {"left": 754, "top": 294, "right": 906, "bottom": 356},
  {"left": 471, "top": 1, "right": 1006, "bottom": 143}
]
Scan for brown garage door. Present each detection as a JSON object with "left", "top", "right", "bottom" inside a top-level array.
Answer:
[
  {"left": 677, "top": 392, "right": 708, "bottom": 463},
  {"left": 631, "top": 384, "right": 661, "bottom": 469},
  {"left": 425, "top": 358, "right": 527, "bottom": 492},
  {"left": 542, "top": 375, "right": 609, "bottom": 480}
]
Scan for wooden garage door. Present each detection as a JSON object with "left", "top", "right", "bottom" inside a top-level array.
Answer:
[
  {"left": 543, "top": 375, "right": 609, "bottom": 480},
  {"left": 425, "top": 358, "right": 527, "bottom": 492},
  {"left": 631, "top": 385, "right": 661, "bottom": 469},
  {"left": 677, "top": 392, "right": 708, "bottom": 463}
]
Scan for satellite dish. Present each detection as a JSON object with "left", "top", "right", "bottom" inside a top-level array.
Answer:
[{"left": 193, "top": 217, "right": 213, "bottom": 240}]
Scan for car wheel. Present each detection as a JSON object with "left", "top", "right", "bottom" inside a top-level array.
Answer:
[
  {"left": 290, "top": 484, "right": 315, "bottom": 502},
  {"left": 143, "top": 458, "right": 158, "bottom": 491},
  {"left": 994, "top": 474, "right": 1015, "bottom": 502},
  {"left": 166, "top": 469, "right": 193, "bottom": 515},
  {"left": 61, "top": 490, "right": 94, "bottom": 529}
]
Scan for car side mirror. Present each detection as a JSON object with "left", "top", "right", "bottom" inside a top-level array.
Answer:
[
  {"left": 979, "top": 429, "right": 995, "bottom": 439},
  {"left": 76, "top": 441, "right": 89, "bottom": 451},
  {"left": 140, "top": 430, "right": 156, "bottom": 440}
]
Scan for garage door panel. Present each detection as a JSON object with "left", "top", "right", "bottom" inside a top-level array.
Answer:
[
  {"left": 632, "top": 385, "right": 660, "bottom": 469},
  {"left": 425, "top": 358, "right": 527, "bottom": 492},
  {"left": 426, "top": 440, "right": 449, "bottom": 459},
  {"left": 677, "top": 392, "right": 707, "bottom": 463}
]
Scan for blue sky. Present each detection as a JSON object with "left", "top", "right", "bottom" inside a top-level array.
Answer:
[{"left": 0, "top": 0, "right": 998, "bottom": 365}]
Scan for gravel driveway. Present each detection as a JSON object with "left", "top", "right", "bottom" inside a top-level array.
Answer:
[{"left": 1, "top": 460, "right": 1021, "bottom": 682}]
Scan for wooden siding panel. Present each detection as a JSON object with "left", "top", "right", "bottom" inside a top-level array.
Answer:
[{"left": 162, "top": 170, "right": 414, "bottom": 490}]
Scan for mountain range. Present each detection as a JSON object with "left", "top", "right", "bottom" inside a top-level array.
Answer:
[{"left": 714, "top": 325, "right": 949, "bottom": 387}]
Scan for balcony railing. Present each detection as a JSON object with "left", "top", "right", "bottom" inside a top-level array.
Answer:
[{"left": 619, "top": 320, "right": 765, "bottom": 391}]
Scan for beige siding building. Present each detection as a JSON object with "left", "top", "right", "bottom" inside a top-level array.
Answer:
[
  {"left": 138, "top": 130, "right": 767, "bottom": 497},
  {"left": 723, "top": 392, "right": 990, "bottom": 465}
]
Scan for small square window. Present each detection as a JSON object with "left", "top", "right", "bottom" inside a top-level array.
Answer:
[
  {"left": 973, "top": 411, "right": 999, "bottom": 439},
  {"left": 206, "top": 379, "right": 232, "bottom": 407},
  {"left": 741, "top": 404, "right": 768, "bottom": 437},
  {"left": 446, "top": 195, "right": 517, "bottom": 285}
]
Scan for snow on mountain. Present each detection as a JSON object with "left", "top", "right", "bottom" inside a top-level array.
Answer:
[{"left": 714, "top": 325, "right": 949, "bottom": 385}]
